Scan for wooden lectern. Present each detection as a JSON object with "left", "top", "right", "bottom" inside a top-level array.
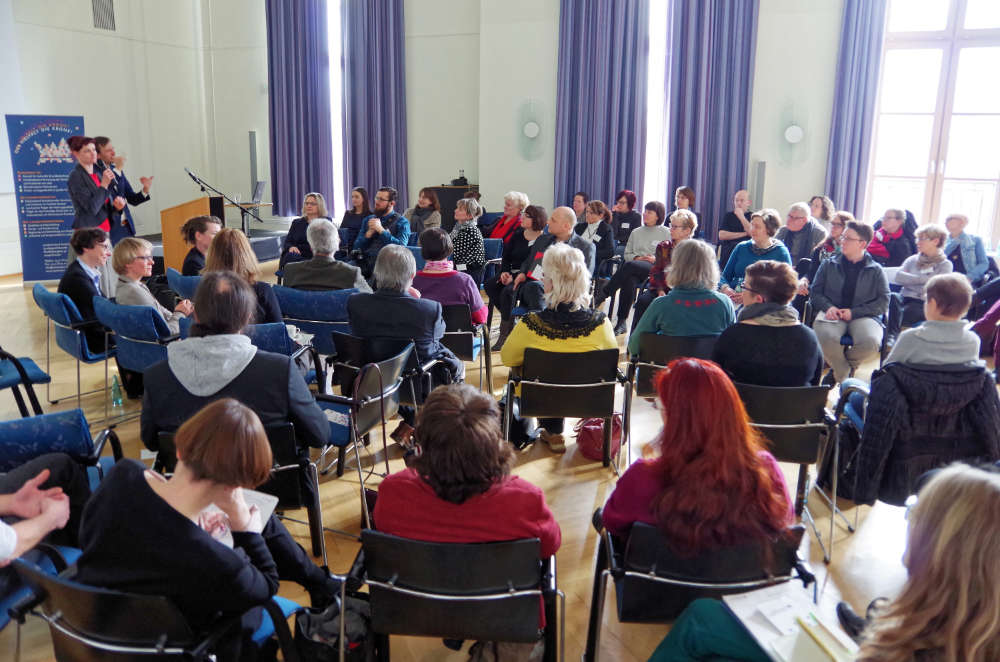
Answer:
[{"left": 160, "top": 196, "right": 224, "bottom": 272}]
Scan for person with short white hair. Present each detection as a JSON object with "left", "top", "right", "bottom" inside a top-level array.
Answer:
[
  {"left": 501, "top": 242, "right": 616, "bottom": 452},
  {"left": 485, "top": 191, "right": 530, "bottom": 245},
  {"left": 282, "top": 219, "right": 371, "bottom": 292},
  {"left": 776, "top": 201, "right": 827, "bottom": 266}
]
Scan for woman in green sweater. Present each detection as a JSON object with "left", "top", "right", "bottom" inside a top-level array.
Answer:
[{"left": 628, "top": 239, "right": 734, "bottom": 356}]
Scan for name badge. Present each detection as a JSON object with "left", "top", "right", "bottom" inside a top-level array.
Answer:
[
  {"left": 531, "top": 264, "right": 544, "bottom": 280},
  {"left": 456, "top": 263, "right": 467, "bottom": 272}
]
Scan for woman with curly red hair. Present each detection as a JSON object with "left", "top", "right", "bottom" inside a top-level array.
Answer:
[{"left": 601, "top": 358, "right": 793, "bottom": 550}]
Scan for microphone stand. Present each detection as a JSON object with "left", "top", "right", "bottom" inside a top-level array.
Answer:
[{"left": 184, "top": 167, "right": 263, "bottom": 236}]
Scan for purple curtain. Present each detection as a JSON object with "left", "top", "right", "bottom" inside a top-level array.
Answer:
[
  {"left": 554, "top": 0, "right": 650, "bottom": 208},
  {"left": 341, "top": 0, "right": 409, "bottom": 210},
  {"left": 825, "top": 0, "right": 888, "bottom": 216},
  {"left": 265, "top": 0, "right": 334, "bottom": 217},
  {"left": 665, "top": 0, "right": 758, "bottom": 241}
]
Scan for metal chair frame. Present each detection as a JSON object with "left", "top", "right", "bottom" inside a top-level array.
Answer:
[
  {"left": 440, "top": 304, "right": 493, "bottom": 392},
  {"left": 0, "top": 346, "right": 48, "bottom": 417}
]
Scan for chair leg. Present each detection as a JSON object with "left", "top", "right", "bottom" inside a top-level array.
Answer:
[
  {"left": 375, "top": 633, "right": 390, "bottom": 662},
  {"left": 307, "top": 463, "right": 327, "bottom": 566},
  {"left": 602, "top": 416, "right": 611, "bottom": 469},
  {"left": 623, "top": 384, "right": 633, "bottom": 468},
  {"left": 336, "top": 445, "right": 346, "bottom": 477},
  {"left": 794, "top": 465, "right": 808, "bottom": 517},
  {"left": 76, "top": 359, "right": 82, "bottom": 411},
  {"left": 24, "top": 382, "right": 44, "bottom": 417},
  {"left": 351, "top": 427, "right": 372, "bottom": 530},
  {"left": 584, "top": 562, "right": 610, "bottom": 662},
  {"left": 45, "top": 317, "right": 53, "bottom": 404},
  {"left": 10, "top": 386, "right": 29, "bottom": 418}
]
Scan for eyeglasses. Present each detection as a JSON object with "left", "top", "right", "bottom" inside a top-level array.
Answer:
[
  {"left": 830, "top": 222, "right": 845, "bottom": 228},
  {"left": 842, "top": 235, "right": 866, "bottom": 244},
  {"left": 374, "top": 196, "right": 391, "bottom": 202},
  {"left": 132, "top": 255, "right": 155, "bottom": 262},
  {"left": 788, "top": 215, "right": 808, "bottom": 222}
]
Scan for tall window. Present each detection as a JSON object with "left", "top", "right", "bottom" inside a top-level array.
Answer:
[
  {"left": 327, "top": 0, "right": 346, "bottom": 217},
  {"left": 866, "top": 0, "right": 1000, "bottom": 244}
]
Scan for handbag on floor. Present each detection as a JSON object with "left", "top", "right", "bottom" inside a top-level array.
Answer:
[
  {"left": 574, "top": 415, "right": 623, "bottom": 462},
  {"left": 294, "top": 593, "right": 374, "bottom": 662}
]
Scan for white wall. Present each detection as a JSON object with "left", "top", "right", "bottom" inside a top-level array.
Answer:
[
  {"left": 404, "top": 0, "right": 480, "bottom": 208},
  {"left": 748, "top": 0, "right": 844, "bottom": 214},
  {"left": 0, "top": 0, "right": 25, "bottom": 273}
]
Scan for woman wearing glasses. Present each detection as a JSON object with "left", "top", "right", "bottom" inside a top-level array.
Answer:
[{"left": 113, "top": 237, "right": 193, "bottom": 334}]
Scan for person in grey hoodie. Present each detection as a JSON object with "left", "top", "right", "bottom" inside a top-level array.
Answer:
[
  {"left": 886, "top": 273, "right": 980, "bottom": 366},
  {"left": 140, "top": 271, "right": 328, "bottom": 483}
]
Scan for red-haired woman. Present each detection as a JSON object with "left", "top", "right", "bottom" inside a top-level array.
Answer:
[{"left": 601, "top": 358, "right": 794, "bottom": 544}]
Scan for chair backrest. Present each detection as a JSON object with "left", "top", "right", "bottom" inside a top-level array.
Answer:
[
  {"left": 273, "top": 286, "right": 355, "bottom": 355},
  {"left": 165, "top": 268, "right": 200, "bottom": 300},
  {"left": 735, "top": 382, "right": 831, "bottom": 465},
  {"left": 32, "top": 283, "right": 97, "bottom": 360},
  {"left": 518, "top": 348, "right": 619, "bottom": 419},
  {"left": 353, "top": 343, "right": 412, "bottom": 437},
  {"left": 361, "top": 529, "right": 543, "bottom": 643},
  {"left": 406, "top": 245, "right": 426, "bottom": 271},
  {"left": 244, "top": 323, "right": 296, "bottom": 356},
  {"left": 93, "top": 297, "right": 173, "bottom": 372},
  {"left": 440, "top": 304, "right": 476, "bottom": 358},
  {"left": 478, "top": 212, "right": 503, "bottom": 230},
  {"left": 13, "top": 559, "right": 198, "bottom": 658},
  {"left": 483, "top": 237, "right": 503, "bottom": 262},
  {"left": 616, "top": 523, "right": 805, "bottom": 622},
  {"left": 634, "top": 333, "right": 718, "bottom": 396},
  {"left": 0, "top": 409, "right": 94, "bottom": 471}
]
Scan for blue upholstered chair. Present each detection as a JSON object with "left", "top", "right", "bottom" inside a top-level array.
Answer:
[
  {"left": 0, "top": 345, "right": 50, "bottom": 418},
  {"left": 441, "top": 304, "right": 491, "bottom": 391},
  {"left": 31, "top": 284, "right": 115, "bottom": 409},
  {"left": 273, "top": 286, "right": 355, "bottom": 386},
  {"left": 406, "top": 245, "right": 426, "bottom": 271},
  {"left": 481, "top": 237, "right": 503, "bottom": 287},
  {"left": 1, "top": 546, "right": 81, "bottom": 632},
  {"left": 165, "top": 267, "right": 200, "bottom": 300},
  {"left": 244, "top": 322, "right": 321, "bottom": 390}
]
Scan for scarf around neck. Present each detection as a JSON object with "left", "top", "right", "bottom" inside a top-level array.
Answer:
[
  {"left": 916, "top": 251, "right": 946, "bottom": 270},
  {"left": 423, "top": 259, "right": 453, "bottom": 272},
  {"left": 738, "top": 302, "right": 800, "bottom": 326},
  {"left": 750, "top": 239, "right": 779, "bottom": 256}
]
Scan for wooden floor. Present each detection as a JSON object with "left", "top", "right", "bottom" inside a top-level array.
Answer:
[{"left": 0, "top": 265, "right": 913, "bottom": 662}]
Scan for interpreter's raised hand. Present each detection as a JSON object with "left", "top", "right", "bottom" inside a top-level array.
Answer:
[
  {"left": 113, "top": 196, "right": 126, "bottom": 210},
  {"left": 6, "top": 469, "right": 63, "bottom": 519},
  {"left": 139, "top": 175, "right": 153, "bottom": 193}
]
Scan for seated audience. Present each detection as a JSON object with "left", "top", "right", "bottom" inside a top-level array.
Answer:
[
  {"left": 282, "top": 218, "right": 371, "bottom": 292},
  {"left": 712, "top": 260, "right": 824, "bottom": 386},
  {"left": 610, "top": 189, "right": 641, "bottom": 245},
  {"left": 180, "top": 215, "right": 222, "bottom": 276},
  {"left": 720, "top": 209, "right": 791, "bottom": 300},
  {"left": 339, "top": 186, "right": 371, "bottom": 256},
  {"left": 809, "top": 194, "right": 836, "bottom": 232},
  {"left": 798, "top": 210, "right": 851, "bottom": 297},
  {"left": 810, "top": 220, "right": 890, "bottom": 383},
  {"left": 412, "top": 228, "right": 488, "bottom": 325},
  {"left": 630, "top": 209, "right": 699, "bottom": 333},
  {"left": 574, "top": 200, "right": 616, "bottom": 267},
  {"left": 776, "top": 201, "right": 828, "bottom": 269},
  {"left": 672, "top": 185, "right": 701, "bottom": 235},
  {"left": 594, "top": 201, "right": 670, "bottom": 335},
  {"left": 403, "top": 187, "right": 442, "bottom": 237},
  {"left": 204, "top": 228, "right": 282, "bottom": 324},
  {"left": 450, "top": 197, "right": 487, "bottom": 283},
  {"left": 653, "top": 463, "right": 1000, "bottom": 661},
  {"left": 485, "top": 204, "right": 547, "bottom": 350},
  {"left": 352, "top": 186, "right": 410, "bottom": 278},
  {"left": 279, "top": 192, "right": 331, "bottom": 269},
  {"left": 717, "top": 189, "right": 753, "bottom": 268},
  {"left": 141, "top": 271, "right": 328, "bottom": 474},
  {"left": 348, "top": 244, "right": 464, "bottom": 442},
  {"left": 628, "top": 240, "right": 734, "bottom": 356},
  {"left": 113, "top": 237, "right": 193, "bottom": 334},
  {"left": 868, "top": 208, "right": 916, "bottom": 267},
  {"left": 0, "top": 454, "right": 88, "bottom": 594},
  {"left": 601, "top": 357, "right": 793, "bottom": 539},
  {"left": 501, "top": 242, "right": 616, "bottom": 452},
  {"left": 509, "top": 206, "right": 596, "bottom": 318},
  {"left": 374, "top": 383, "right": 560, "bottom": 555},
  {"left": 572, "top": 191, "right": 589, "bottom": 222},
  {"left": 894, "top": 224, "right": 952, "bottom": 328},
  {"left": 886, "top": 273, "right": 980, "bottom": 366},
  {"left": 58, "top": 228, "right": 113, "bottom": 351},
  {"left": 78, "top": 399, "right": 339, "bottom": 662},
  {"left": 944, "top": 212, "right": 989, "bottom": 285},
  {"left": 484, "top": 191, "right": 529, "bottom": 246}
]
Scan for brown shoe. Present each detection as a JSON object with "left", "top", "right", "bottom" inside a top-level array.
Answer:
[
  {"left": 389, "top": 422, "right": 414, "bottom": 446},
  {"left": 538, "top": 429, "right": 566, "bottom": 453}
]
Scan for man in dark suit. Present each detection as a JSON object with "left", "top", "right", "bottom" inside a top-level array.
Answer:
[
  {"left": 58, "top": 228, "right": 112, "bottom": 352},
  {"left": 141, "top": 271, "right": 329, "bottom": 488},
  {"left": 283, "top": 218, "right": 371, "bottom": 292},
  {"left": 94, "top": 137, "right": 152, "bottom": 246}
]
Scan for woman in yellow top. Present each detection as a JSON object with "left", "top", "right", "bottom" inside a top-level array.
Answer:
[{"left": 501, "top": 242, "right": 617, "bottom": 452}]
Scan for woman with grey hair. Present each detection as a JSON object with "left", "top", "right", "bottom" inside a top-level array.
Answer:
[
  {"left": 627, "top": 240, "right": 735, "bottom": 356},
  {"left": 347, "top": 244, "right": 463, "bottom": 443},
  {"left": 450, "top": 197, "right": 487, "bottom": 283},
  {"left": 486, "top": 191, "right": 530, "bottom": 246},
  {"left": 280, "top": 192, "right": 332, "bottom": 269},
  {"left": 500, "top": 242, "right": 617, "bottom": 452},
  {"left": 895, "top": 224, "right": 953, "bottom": 328}
]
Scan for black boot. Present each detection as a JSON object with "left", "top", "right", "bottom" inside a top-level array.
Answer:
[{"left": 493, "top": 319, "right": 515, "bottom": 351}]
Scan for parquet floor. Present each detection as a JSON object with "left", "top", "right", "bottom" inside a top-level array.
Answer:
[{"left": 0, "top": 265, "right": 912, "bottom": 661}]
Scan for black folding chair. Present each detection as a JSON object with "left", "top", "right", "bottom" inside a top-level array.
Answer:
[
  {"left": 622, "top": 333, "right": 718, "bottom": 462},
  {"left": 583, "top": 519, "right": 812, "bottom": 662},
  {"left": 9, "top": 559, "right": 301, "bottom": 662},
  {"left": 356, "top": 529, "right": 564, "bottom": 662},
  {"left": 441, "top": 304, "right": 492, "bottom": 391},
  {"left": 734, "top": 382, "right": 847, "bottom": 563},
  {"left": 504, "top": 348, "right": 624, "bottom": 469}
]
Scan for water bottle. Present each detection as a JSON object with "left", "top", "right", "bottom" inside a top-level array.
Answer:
[{"left": 111, "top": 374, "right": 123, "bottom": 408}]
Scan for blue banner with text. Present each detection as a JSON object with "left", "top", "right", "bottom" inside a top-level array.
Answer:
[{"left": 5, "top": 114, "right": 85, "bottom": 281}]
